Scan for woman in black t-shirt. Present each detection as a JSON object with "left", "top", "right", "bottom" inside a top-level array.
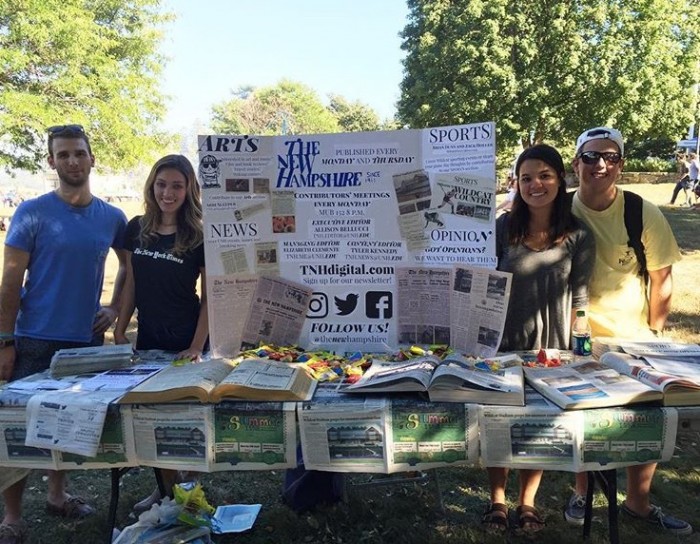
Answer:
[{"left": 114, "top": 154, "right": 207, "bottom": 513}]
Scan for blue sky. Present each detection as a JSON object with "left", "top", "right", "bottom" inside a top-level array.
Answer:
[{"left": 159, "top": 0, "right": 410, "bottom": 133}]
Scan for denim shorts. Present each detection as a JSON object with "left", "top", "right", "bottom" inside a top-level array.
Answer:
[{"left": 12, "top": 335, "right": 104, "bottom": 381}]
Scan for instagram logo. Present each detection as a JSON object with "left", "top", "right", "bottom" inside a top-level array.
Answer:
[{"left": 306, "top": 292, "right": 328, "bottom": 319}]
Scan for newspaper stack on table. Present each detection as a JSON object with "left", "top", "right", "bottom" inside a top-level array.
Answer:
[{"left": 49, "top": 344, "right": 135, "bottom": 378}]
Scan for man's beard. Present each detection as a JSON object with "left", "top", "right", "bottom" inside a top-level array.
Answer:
[{"left": 58, "top": 171, "right": 89, "bottom": 188}]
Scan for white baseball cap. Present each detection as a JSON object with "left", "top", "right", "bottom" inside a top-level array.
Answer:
[{"left": 575, "top": 127, "right": 624, "bottom": 156}]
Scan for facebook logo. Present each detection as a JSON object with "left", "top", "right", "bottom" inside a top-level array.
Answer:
[{"left": 365, "top": 291, "right": 393, "bottom": 319}]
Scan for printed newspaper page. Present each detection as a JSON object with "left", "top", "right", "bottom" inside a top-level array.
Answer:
[
  {"left": 55, "top": 405, "right": 136, "bottom": 469},
  {"left": 211, "top": 401, "right": 296, "bottom": 471},
  {"left": 450, "top": 266, "right": 511, "bottom": 356},
  {"left": 396, "top": 267, "right": 451, "bottom": 345},
  {"left": 479, "top": 404, "right": 579, "bottom": 471},
  {"left": 239, "top": 276, "right": 312, "bottom": 349},
  {"left": 126, "top": 404, "right": 212, "bottom": 472},
  {"left": 388, "top": 399, "right": 479, "bottom": 472},
  {"left": 24, "top": 390, "right": 117, "bottom": 457},
  {"left": 199, "top": 122, "right": 497, "bottom": 355},
  {"left": 579, "top": 407, "right": 678, "bottom": 471},
  {"left": 297, "top": 396, "right": 391, "bottom": 473},
  {"left": 0, "top": 407, "right": 57, "bottom": 469}
]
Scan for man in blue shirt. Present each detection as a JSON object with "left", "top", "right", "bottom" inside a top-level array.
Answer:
[{"left": 0, "top": 125, "right": 127, "bottom": 543}]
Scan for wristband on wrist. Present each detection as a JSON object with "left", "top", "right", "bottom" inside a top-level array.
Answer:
[
  {"left": 0, "top": 338, "right": 15, "bottom": 348},
  {"left": 0, "top": 332, "right": 14, "bottom": 340}
]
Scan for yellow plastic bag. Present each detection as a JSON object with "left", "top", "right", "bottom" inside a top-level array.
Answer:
[{"left": 173, "top": 482, "right": 215, "bottom": 527}]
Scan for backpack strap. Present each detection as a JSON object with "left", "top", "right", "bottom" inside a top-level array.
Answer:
[
  {"left": 568, "top": 189, "right": 647, "bottom": 284},
  {"left": 622, "top": 190, "right": 648, "bottom": 285}
]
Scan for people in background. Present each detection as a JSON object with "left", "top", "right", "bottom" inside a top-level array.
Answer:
[
  {"left": 668, "top": 152, "right": 694, "bottom": 206},
  {"left": 483, "top": 144, "right": 595, "bottom": 536},
  {"left": 114, "top": 154, "right": 207, "bottom": 514},
  {"left": 0, "top": 124, "right": 127, "bottom": 544},
  {"left": 495, "top": 175, "right": 518, "bottom": 214},
  {"left": 565, "top": 126, "right": 691, "bottom": 535}
]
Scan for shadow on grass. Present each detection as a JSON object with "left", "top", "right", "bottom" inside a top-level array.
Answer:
[{"left": 663, "top": 206, "right": 700, "bottom": 253}]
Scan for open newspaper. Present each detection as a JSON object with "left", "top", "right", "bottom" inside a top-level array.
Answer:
[
  {"left": 119, "top": 358, "right": 317, "bottom": 403},
  {"left": 599, "top": 352, "right": 700, "bottom": 406},
  {"left": 344, "top": 354, "right": 524, "bottom": 405},
  {"left": 523, "top": 359, "right": 662, "bottom": 410}
]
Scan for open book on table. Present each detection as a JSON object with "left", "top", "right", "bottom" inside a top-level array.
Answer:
[
  {"left": 343, "top": 353, "right": 525, "bottom": 405},
  {"left": 119, "top": 358, "right": 317, "bottom": 404},
  {"left": 599, "top": 351, "right": 700, "bottom": 406},
  {"left": 523, "top": 358, "right": 662, "bottom": 410}
]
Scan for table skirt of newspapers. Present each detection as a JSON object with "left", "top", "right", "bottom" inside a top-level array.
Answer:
[{"left": 0, "top": 377, "right": 697, "bottom": 477}]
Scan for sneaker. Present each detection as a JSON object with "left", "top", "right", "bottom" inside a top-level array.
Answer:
[
  {"left": 564, "top": 493, "right": 586, "bottom": 526},
  {"left": 620, "top": 503, "right": 693, "bottom": 535}
]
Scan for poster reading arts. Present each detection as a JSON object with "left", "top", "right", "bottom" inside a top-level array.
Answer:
[{"left": 198, "top": 123, "right": 497, "bottom": 356}]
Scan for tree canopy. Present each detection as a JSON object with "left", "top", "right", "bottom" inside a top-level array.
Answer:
[
  {"left": 398, "top": 0, "right": 700, "bottom": 155},
  {"left": 0, "top": 0, "right": 171, "bottom": 172},
  {"left": 211, "top": 80, "right": 389, "bottom": 135}
]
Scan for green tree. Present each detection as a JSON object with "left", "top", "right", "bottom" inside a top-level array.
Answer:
[
  {"left": 398, "top": 0, "right": 700, "bottom": 154},
  {"left": 211, "top": 80, "right": 340, "bottom": 135},
  {"left": 0, "top": 0, "right": 171, "bottom": 172},
  {"left": 328, "top": 94, "right": 381, "bottom": 132}
]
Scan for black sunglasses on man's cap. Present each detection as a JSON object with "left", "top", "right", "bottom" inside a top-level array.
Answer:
[{"left": 47, "top": 124, "right": 85, "bottom": 136}]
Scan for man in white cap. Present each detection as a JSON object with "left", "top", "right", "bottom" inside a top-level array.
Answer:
[{"left": 564, "top": 127, "right": 691, "bottom": 534}]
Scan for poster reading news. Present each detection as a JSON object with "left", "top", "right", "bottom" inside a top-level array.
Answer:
[{"left": 199, "top": 122, "right": 497, "bottom": 356}]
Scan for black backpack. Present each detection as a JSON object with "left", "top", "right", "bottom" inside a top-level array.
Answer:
[{"left": 568, "top": 190, "right": 647, "bottom": 284}]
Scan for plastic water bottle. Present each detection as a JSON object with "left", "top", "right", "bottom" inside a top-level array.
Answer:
[{"left": 572, "top": 310, "right": 592, "bottom": 357}]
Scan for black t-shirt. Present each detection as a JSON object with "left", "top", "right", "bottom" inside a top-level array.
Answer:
[{"left": 125, "top": 216, "right": 205, "bottom": 351}]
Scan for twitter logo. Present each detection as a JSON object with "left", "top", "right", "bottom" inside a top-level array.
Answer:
[{"left": 334, "top": 293, "right": 359, "bottom": 316}]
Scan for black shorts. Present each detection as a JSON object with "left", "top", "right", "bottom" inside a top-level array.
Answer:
[{"left": 12, "top": 335, "right": 104, "bottom": 381}]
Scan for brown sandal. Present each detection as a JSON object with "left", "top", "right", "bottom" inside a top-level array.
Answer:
[
  {"left": 45, "top": 496, "right": 95, "bottom": 519},
  {"left": 481, "top": 502, "right": 509, "bottom": 534},
  {"left": 512, "top": 504, "right": 545, "bottom": 535}
]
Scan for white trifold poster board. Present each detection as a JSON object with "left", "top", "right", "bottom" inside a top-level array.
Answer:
[{"left": 198, "top": 123, "right": 497, "bottom": 356}]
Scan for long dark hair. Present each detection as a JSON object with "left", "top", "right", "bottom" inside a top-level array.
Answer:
[
  {"left": 139, "top": 154, "right": 203, "bottom": 255},
  {"left": 507, "top": 144, "right": 579, "bottom": 246}
]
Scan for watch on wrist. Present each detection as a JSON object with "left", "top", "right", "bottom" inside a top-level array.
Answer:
[{"left": 0, "top": 338, "right": 15, "bottom": 348}]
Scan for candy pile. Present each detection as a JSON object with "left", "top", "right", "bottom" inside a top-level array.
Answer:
[
  {"left": 238, "top": 344, "right": 371, "bottom": 383},
  {"left": 521, "top": 348, "right": 563, "bottom": 368}
]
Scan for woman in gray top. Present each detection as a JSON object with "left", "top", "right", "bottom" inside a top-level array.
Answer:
[{"left": 482, "top": 144, "right": 595, "bottom": 535}]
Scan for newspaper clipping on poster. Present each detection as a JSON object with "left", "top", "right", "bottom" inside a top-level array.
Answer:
[
  {"left": 207, "top": 274, "right": 312, "bottom": 356},
  {"left": 450, "top": 266, "right": 511, "bottom": 356},
  {"left": 396, "top": 267, "right": 452, "bottom": 346},
  {"left": 198, "top": 123, "right": 497, "bottom": 355}
]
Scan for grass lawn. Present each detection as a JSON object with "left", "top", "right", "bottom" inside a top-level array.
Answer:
[{"left": 1, "top": 183, "right": 700, "bottom": 543}]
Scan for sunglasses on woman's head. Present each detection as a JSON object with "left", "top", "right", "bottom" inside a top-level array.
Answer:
[{"left": 578, "top": 151, "right": 622, "bottom": 165}]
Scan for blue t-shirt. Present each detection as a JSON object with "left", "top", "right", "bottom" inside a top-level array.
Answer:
[{"left": 5, "top": 191, "right": 127, "bottom": 342}]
